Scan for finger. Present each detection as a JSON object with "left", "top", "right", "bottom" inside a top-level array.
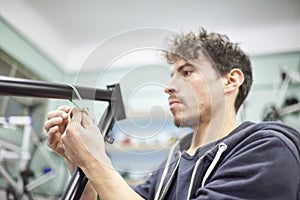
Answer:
[
  {"left": 58, "top": 105, "right": 71, "bottom": 112},
  {"left": 47, "top": 126, "right": 58, "bottom": 143},
  {"left": 58, "top": 105, "right": 71, "bottom": 120},
  {"left": 81, "top": 110, "right": 93, "bottom": 128},
  {"left": 46, "top": 126, "right": 59, "bottom": 149},
  {"left": 44, "top": 117, "right": 63, "bottom": 132},
  {"left": 47, "top": 110, "right": 68, "bottom": 120},
  {"left": 48, "top": 126, "right": 59, "bottom": 137},
  {"left": 47, "top": 133, "right": 65, "bottom": 158}
]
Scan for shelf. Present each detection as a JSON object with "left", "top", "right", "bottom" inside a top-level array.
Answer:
[{"left": 105, "top": 143, "right": 172, "bottom": 152}]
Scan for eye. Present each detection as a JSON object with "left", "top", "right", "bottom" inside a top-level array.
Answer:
[{"left": 182, "top": 69, "right": 193, "bottom": 76}]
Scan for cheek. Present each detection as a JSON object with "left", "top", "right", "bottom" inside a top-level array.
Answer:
[
  {"left": 204, "top": 82, "right": 226, "bottom": 113},
  {"left": 190, "top": 80, "right": 212, "bottom": 107}
]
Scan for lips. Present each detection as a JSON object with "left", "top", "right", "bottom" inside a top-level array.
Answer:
[{"left": 168, "top": 99, "right": 181, "bottom": 109}]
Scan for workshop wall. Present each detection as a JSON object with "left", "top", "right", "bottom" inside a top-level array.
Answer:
[{"left": 1, "top": 16, "right": 300, "bottom": 194}]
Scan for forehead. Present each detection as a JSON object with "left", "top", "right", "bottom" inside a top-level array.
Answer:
[
  {"left": 172, "top": 59, "right": 189, "bottom": 70},
  {"left": 171, "top": 55, "right": 216, "bottom": 74}
]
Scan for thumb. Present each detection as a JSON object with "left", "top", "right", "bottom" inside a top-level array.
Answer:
[
  {"left": 81, "top": 109, "right": 94, "bottom": 128},
  {"left": 69, "top": 107, "right": 82, "bottom": 123}
]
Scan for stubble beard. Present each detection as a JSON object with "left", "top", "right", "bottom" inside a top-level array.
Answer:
[{"left": 172, "top": 110, "right": 200, "bottom": 128}]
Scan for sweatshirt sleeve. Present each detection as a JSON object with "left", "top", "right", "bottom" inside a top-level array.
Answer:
[{"left": 193, "top": 131, "right": 300, "bottom": 200}]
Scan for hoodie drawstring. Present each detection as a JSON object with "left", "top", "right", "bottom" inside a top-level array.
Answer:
[
  {"left": 186, "top": 155, "right": 203, "bottom": 200},
  {"left": 155, "top": 142, "right": 228, "bottom": 200},
  {"left": 154, "top": 141, "right": 180, "bottom": 200},
  {"left": 201, "top": 143, "right": 227, "bottom": 187}
]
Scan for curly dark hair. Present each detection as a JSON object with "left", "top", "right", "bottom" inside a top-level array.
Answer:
[{"left": 165, "top": 28, "right": 253, "bottom": 112}]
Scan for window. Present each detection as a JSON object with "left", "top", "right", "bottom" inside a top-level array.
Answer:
[{"left": 0, "top": 50, "right": 47, "bottom": 133}]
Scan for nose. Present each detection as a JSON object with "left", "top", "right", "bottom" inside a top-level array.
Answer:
[
  {"left": 164, "top": 86, "right": 175, "bottom": 94},
  {"left": 164, "top": 77, "right": 178, "bottom": 95}
]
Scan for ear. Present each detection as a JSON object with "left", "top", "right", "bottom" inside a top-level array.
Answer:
[{"left": 222, "top": 68, "right": 244, "bottom": 94}]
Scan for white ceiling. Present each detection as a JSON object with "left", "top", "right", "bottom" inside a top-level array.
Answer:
[{"left": 0, "top": 0, "right": 300, "bottom": 73}]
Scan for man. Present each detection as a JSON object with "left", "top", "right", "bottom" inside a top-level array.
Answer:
[{"left": 44, "top": 28, "right": 300, "bottom": 199}]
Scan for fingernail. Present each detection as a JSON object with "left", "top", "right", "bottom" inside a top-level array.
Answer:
[{"left": 62, "top": 112, "right": 68, "bottom": 118}]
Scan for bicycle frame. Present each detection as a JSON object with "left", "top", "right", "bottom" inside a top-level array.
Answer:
[
  {"left": 276, "top": 67, "right": 300, "bottom": 116},
  {"left": 0, "top": 116, "right": 57, "bottom": 197},
  {"left": 0, "top": 75, "right": 126, "bottom": 200},
  {"left": 263, "top": 67, "right": 300, "bottom": 121}
]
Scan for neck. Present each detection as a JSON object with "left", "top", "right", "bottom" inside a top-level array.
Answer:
[{"left": 186, "top": 105, "right": 238, "bottom": 156}]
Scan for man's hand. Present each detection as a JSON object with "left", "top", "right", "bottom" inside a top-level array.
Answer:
[
  {"left": 44, "top": 105, "right": 70, "bottom": 158},
  {"left": 62, "top": 107, "right": 111, "bottom": 169},
  {"left": 45, "top": 107, "right": 143, "bottom": 200}
]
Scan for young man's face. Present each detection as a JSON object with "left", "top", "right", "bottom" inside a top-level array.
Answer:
[{"left": 165, "top": 55, "right": 225, "bottom": 128}]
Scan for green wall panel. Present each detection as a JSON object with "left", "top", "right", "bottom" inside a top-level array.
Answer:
[{"left": 0, "top": 18, "right": 64, "bottom": 82}]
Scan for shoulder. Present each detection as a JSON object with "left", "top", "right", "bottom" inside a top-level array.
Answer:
[
  {"left": 222, "top": 121, "right": 300, "bottom": 164},
  {"left": 225, "top": 121, "right": 300, "bottom": 147},
  {"left": 216, "top": 122, "right": 300, "bottom": 177},
  {"left": 195, "top": 122, "right": 300, "bottom": 199}
]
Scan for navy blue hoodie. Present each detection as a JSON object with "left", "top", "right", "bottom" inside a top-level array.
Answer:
[{"left": 132, "top": 121, "right": 300, "bottom": 199}]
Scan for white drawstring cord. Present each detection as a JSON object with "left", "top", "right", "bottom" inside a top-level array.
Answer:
[
  {"left": 154, "top": 141, "right": 180, "bottom": 200},
  {"left": 201, "top": 143, "right": 227, "bottom": 187},
  {"left": 187, "top": 155, "right": 203, "bottom": 200}
]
